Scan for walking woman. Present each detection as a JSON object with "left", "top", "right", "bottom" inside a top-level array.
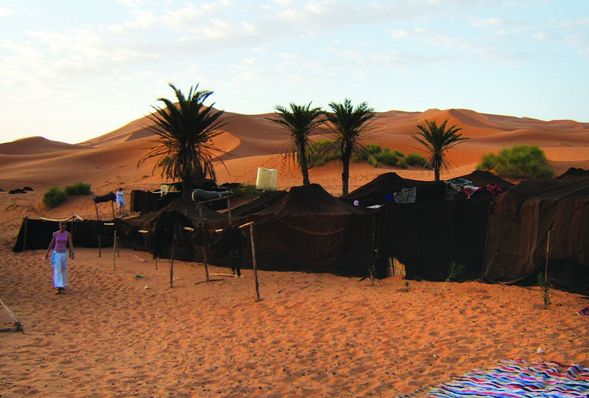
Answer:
[{"left": 43, "top": 221, "right": 74, "bottom": 294}]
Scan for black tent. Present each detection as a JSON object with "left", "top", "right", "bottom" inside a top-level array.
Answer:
[
  {"left": 484, "top": 175, "right": 589, "bottom": 295},
  {"left": 340, "top": 172, "right": 446, "bottom": 206},
  {"left": 240, "top": 184, "right": 381, "bottom": 277},
  {"left": 13, "top": 218, "right": 115, "bottom": 252},
  {"left": 376, "top": 171, "right": 512, "bottom": 281},
  {"left": 118, "top": 197, "right": 226, "bottom": 261}
]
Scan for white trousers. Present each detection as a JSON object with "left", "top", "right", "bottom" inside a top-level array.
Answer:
[{"left": 52, "top": 251, "right": 68, "bottom": 288}]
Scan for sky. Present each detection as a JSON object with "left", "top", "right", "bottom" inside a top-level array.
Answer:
[{"left": 0, "top": 0, "right": 588, "bottom": 145}]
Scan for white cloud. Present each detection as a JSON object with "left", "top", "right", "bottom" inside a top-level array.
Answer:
[{"left": 0, "top": 6, "right": 14, "bottom": 16}]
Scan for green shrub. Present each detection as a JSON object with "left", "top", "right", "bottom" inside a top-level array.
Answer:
[
  {"left": 476, "top": 145, "right": 554, "bottom": 179},
  {"left": 353, "top": 151, "right": 369, "bottom": 162},
  {"left": 43, "top": 187, "right": 67, "bottom": 209},
  {"left": 399, "top": 159, "right": 408, "bottom": 169},
  {"left": 374, "top": 151, "right": 399, "bottom": 166},
  {"left": 64, "top": 182, "right": 92, "bottom": 196},
  {"left": 366, "top": 144, "right": 382, "bottom": 155},
  {"left": 368, "top": 157, "right": 379, "bottom": 167},
  {"left": 308, "top": 140, "right": 342, "bottom": 168},
  {"left": 232, "top": 183, "right": 259, "bottom": 198},
  {"left": 393, "top": 150, "right": 405, "bottom": 158},
  {"left": 405, "top": 153, "right": 429, "bottom": 167}
]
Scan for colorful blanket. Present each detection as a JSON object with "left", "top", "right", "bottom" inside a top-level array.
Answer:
[{"left": 426, "top": 359, "right": 589, "bottom": 397}]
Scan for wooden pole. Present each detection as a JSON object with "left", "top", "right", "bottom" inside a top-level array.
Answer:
[
  {"left": 23, "top": 217, "right": 28, "bottom": 252},
  {"left": 111, "top": 201, "right": 115, "bottom": 220},
  {"left": 198, "top": 205, "right": 210, "bottom": 282},
  {"left": 113, "top": 230, "right": 117, "bottom": 270},
  {"left": 95, "top": 202, "right": 100, "bottom": 220},
  {"left": 170, "top": 237, "right": 175, "bottom": 288},
  {"left": 249, "top": 223, "right": 260, "bottom": 302},
  {"left": 545, "top": 230, "right": 551, "bottom": 281},
  {"left": 227, "top": 197, "right": 232, "bottom": 225},
  {"left": 155, "top": 257, "right": 158, "bottom": 270},
  {"left": 98, "top": 235, "right": 102, "bottom": 258}
]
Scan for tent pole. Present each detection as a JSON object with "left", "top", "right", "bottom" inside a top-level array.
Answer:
[
  {"left": 545, "top": 230, "right": 551, "bottom": 281},
  {"left": 198, "top": 204, "right": 210, "bottom": 281},
  {"left": 113, "top": 230, "right": 117, "bottom": 270},
  {"left": 249, "top": 223, "right": 260, "bottom": 302},
  {"left": 95, "top": 202, "right": 99, "bottom": 220},
  {"left": 227, "top": 197, "right": 232, "bottom": 225},
  {"left": 170, "top": 237, "right": 175, "bottom": 288},
  {"left": 98, "top": 235, "right": 102, "bottom": 258},
  {"left": 111, "top": 201, "right": 115, "bottom": 219}
]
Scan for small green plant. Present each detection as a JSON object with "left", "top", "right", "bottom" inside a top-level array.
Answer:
[
  {"left": 366, "top": 144, "right": 382, "bottom": 155},
  {"left": 43, "top": 187, "right": 68, "bottom": 209},
  {"left": 399, "top": 159, "right": 408, "bottom": 169},
  {"left": 368, "top": 157, "right": 378, "bottom": 167},
  {"left": 405, "top": 281, "right": 410, "bottom": 292},
  {"left": 374, "top": 151, "right": 399, "bottom": 167},
  {"left": 476, "top": 145, "right": 555, "bottom": 179},
  {"left": 405, "top": 153, "right": 429, "bottom": 167},
  {"left": 393, "top": 150, "right": 405, "bottom": 158},
  {"left": 307, "top": 139, "right": 342, "bottom": 168},
  {"left": 538, "top": 272, "right": 551, "bottom": 310},
  {"left": 64, "top": 182, "right": 92, "bottom": 196},
  {"left": 232, "top": 183, "right": 259, "bottom": 198},
  {"left": 439, "top": 261, "right": 465, "bottom": 294}
]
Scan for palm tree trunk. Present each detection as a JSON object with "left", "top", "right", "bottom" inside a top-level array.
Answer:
[
  {"left": 341, "top": 152, "right": 351, "bottom": 196},
  {"left": 182, "top": 179, "right": 192, "bottom": 198},
  {"left": 299, "top": 147, "right": 310, "bottom": 186}
]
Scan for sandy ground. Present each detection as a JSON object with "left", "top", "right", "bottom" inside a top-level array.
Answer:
[{"left": 1, "top": 108, "right": 589, "bottom": 397}]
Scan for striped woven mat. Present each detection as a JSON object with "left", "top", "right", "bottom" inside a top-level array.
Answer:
[{"left": 426, "top": 359, "right": 589, "bottom": 397}]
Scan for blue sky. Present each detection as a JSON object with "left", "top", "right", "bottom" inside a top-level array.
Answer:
[{"left": 0, "top": 0, "right": 587, "bottom": 144}]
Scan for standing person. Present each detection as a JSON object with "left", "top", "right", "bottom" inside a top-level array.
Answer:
[
  {"left": 43, "top": 221, "right": 74, "bottom": 294},
  {"left": 115, "top": 187, "right": 125, "bottom": 217}
]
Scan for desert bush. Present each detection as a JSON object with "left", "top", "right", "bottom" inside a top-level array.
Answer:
[
  {"left": 368, "top": 157, "right": 378, "bottom": 167},
  {"left": 405, "top": 153, "right": 429, "bottom": 167},
  {"left": 366, "top": 144, "right": 382, "bottom": 154},
  {"left": 308, "top": 140, "right": 342, "bottom": 168},
  {"left": 399, "top": 159, "right": 408, "bottom": 169},
  {"left": 43, "top": 187, "right": 68, "bottom": 209},
  {"left": 64, "top": 182, "right": 92, "bottom": 196},
  {"left": 393, "top": 149, "right": 405, "bottom": 158},
  {"left": 232, "top": 183, "right": 259, "bottom": 198},
  {"left": 476, "top": 145, "right": 554, "bottom": 179},
  {"left": 374, "top": 151, "right": 399, "bottom": 167}
]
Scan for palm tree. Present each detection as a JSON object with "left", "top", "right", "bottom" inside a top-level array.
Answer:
[
  {"left": 324, "top": 99, "right": 376, "bottom": 195},
  {"left": 413, "top": 119, "right": 468, "bottom": 182},
  {"left": 139, "top": 83, "right": 227, "bottom": 198},
  {"left": 269, "top": 102, "right": 324, "bottom": 186}
]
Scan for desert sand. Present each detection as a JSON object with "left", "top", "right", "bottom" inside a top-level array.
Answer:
[{"left": 1, "top": 108, "right": 589, "bottom": 397}]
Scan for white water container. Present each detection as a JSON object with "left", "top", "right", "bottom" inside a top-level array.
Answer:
[{"left": 256, "top": 167, "right": 277, "bottom": 191}]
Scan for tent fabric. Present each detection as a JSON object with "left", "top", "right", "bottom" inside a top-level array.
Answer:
[
  {"left": 118, "top": 197, "right": 226, "bottom": 260},
  {"left": 555, "top": 167, "right": 589, "bottom": 180},
  {"left": 484, "top": 176, "right": 589, "bottom": 294},
  {"left": 12, "top": 219, "right": 115, "bottom": 252},
  {"left": 243, "top": 184, "right": 381, "bottom": 277},
  {"left": 383, "top": 197, "right": 491, "bottom": 281},
  {"left": 229, "top": 190, "right": 287, "bottom": 217},
  {"left": 340, "top": 172, "right": 446, "bottom": 206}
]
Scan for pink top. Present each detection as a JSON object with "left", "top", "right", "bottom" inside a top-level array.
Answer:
[{"left": 54, "top": 231, "right": 69, "bottom": 251}]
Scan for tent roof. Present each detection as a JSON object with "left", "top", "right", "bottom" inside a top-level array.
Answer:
[
  {"left": 258, "top": 184, "right": 371, "bottom": 216},
  {"left": 125, "top": 197, "right": 226, "bottom": 227}
]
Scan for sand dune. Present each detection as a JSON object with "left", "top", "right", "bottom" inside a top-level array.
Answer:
[{"left": 1, "top": 108, "right": 589, "bottom": 397}]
